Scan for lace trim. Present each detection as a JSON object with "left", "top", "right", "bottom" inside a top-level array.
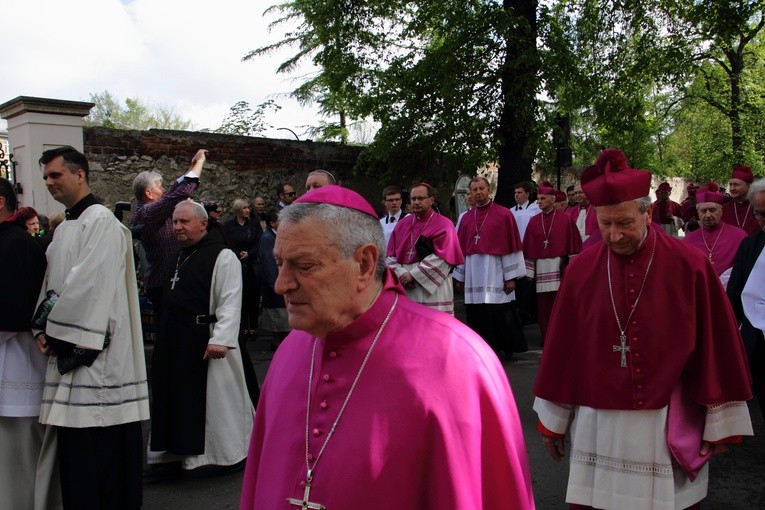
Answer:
[
  {"left": 707, "top": 401, "right": 747, "bottom": 414},
  {"left": 0, "top": 381, "right": 45, "bottom": 391},
  {"left": 571, "top": 449, "right": 674, "bottom": 478}
]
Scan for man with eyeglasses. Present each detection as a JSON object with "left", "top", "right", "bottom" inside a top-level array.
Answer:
[
  {"left": 276, "top": 183, "right": 297, "bottom": 209},
  {"left": 727, "top": 177, "right": 765, "bottom": 420},
  {"left": 387, "top": 183, "right": 463, "bottom": 315},
  {"left": 379, "top": 185, "right": 407, "bottom": 246}
]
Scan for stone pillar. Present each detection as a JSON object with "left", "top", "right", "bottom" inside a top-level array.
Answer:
[{"left": 0, "top": 96, "right": 94, "bottom": 215}]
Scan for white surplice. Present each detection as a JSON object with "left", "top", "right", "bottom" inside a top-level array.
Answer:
[
  {"left": 36, "top": 204, "right": 149, "bottom": 428},
  {"left": 387, "top": 254, "right": 456, "bottom": 314},
  {"left": 453, "top": 251, "right": 526, "bottom": 304},
  {"left": 534, "top": 397, "right": 752, "bottom": 510}
]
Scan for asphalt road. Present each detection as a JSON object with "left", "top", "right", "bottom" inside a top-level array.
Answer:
[{"left": 143, "top": 321, "right": 765, "bottom": 509}]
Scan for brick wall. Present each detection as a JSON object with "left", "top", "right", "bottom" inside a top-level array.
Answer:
[{"left": 83, "top": 127, "right": 374, "bottom": 219}]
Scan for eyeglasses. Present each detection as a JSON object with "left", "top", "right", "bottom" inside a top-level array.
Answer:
[
  {"left": 753, "top": 210, "right": 765, "bottom": 219},
  {"left": 283, "top": 191, "right": 297, "bottom": 197}
]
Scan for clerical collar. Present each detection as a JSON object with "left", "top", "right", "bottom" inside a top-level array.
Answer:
[
  {"left": 475, "top": 200, "right": 492, "bottom": 209},
  {"left": 65, "top": 194, "right": 100, "bottom": 220},
  {"left": 180, "top": 233, "right": 218, "bottom": 253},
  {"left": 415, "top": 209, "right": 435, "bottom": 221},
  {"left": 322, "top": 270, "right": 403, "bottom": 345},
  {"left": 704, "top": 222, "right": 723, "bottom": 232}
]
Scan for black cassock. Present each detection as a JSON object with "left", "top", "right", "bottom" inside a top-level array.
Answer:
[{"left": 151, "top": 235, "right": 225, "bottom": 455}]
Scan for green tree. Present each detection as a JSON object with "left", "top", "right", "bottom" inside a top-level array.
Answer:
[
  {"left": 216, "top": 100, "right": 282, "bottom": 136},
  {"left": 85, "top": 91, "right": 194, "bottom": 130},
  {"left": 246, "top": 0, "right": 541, "bottom": 204},
  {"left": 541, "top": 0, "right": 765, "bottom": 178}
]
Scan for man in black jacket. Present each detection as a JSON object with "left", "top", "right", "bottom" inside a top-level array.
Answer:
[
  {"left": 0, "top": 178, "right": 53, "bottom": 508},
  {"left": 727, "top": 178, "right": 765, "bottom": 418}
]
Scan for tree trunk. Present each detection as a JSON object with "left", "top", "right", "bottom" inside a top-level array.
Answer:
[
  {"left": 495, "top": 0, "right": 539, "bottom": 207},
  {"left": 726, "top": 48, "right": 744, "bottom": 163}
]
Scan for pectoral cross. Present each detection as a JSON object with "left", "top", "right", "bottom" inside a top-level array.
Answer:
[
  {"left": 287, "top": 472, "right": 325, "bottom": 510},
  {"left": 543, "top": 239, "right": 549, "bottom": 249},
  {"left": 170, "top": 270, "right": 180, "bottom": 290},
  {"left": 406, "top": 247, "right": 417, "bottom": 260},
  {"left": 473, "top": 233, "right": 481, "bottom": 245},
  {"left": 612, "top": 333, "right": 630, "bottom": 368}
]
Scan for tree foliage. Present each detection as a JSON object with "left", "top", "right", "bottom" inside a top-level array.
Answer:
[
  {"left": 249, "top": 0, "right": 765, "bottom": 192},
  {"left": 84, "top": 91, "right": 194, "bottom": 131},
  {"left": 247, "top": 0, "right": 541, "bottom": 203},
  {"left": 540, "top": 0, "right": 765, "bottom": 182},
  {"left": 216, "top": 100, "right": 282, "bottom": 136}
]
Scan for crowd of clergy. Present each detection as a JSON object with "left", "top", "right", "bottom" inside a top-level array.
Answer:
[{"left": 1, "top": 144, "right": 764, "bottom": 510}]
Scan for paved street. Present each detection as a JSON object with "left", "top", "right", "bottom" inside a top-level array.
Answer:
[{"left": 143, "top": 316, "right": 765, "bottom": 509}]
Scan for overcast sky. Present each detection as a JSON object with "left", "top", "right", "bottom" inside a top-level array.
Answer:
[{"left": 0, "top": 0, "right": 322, "bottom": 138}]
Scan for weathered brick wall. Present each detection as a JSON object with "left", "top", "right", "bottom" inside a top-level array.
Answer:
[{"left": 83, "top": 127, "right": 380, "bottom": 220}]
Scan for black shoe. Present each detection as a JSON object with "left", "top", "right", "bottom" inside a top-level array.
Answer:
[
  {"left": 143, "top": 461, "right": 183, "bottom": 484},
  {"left": 218, "top": 459, "right": 246, "bottom": 476}
]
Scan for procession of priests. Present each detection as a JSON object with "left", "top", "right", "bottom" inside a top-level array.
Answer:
[{"left": 4, "top": 142, "right": 763, "bottom": 510}]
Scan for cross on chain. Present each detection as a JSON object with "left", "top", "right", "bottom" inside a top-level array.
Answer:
[
  {"left": 543, "top": 239, "right": 549, "bottom": 249},
  {"left": 612, "top": 333, "right": 630, "bottom": 368},
  {"left": 287, "top": 473, "right": 326, "bottom": 510},
  {"left": 473, "top": 233, "right": 481, "bottom": 245},
  {"left": 170, "top": 270, "right": 180, "bottom": 290},
  {"left": 406, "top": 247, "right": 417, "bottom": 260}
]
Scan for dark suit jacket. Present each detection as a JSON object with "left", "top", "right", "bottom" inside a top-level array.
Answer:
[{"left": 727, "top": 229, "right": 765, "bottom": 356}]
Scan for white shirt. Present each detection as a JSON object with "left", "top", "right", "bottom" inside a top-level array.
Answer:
[
  {"left": 380, "top": 210, "right": 405, "bottom": 248},
  {"left": 511, "top": 202, "right": 541, "bottom": 241}
]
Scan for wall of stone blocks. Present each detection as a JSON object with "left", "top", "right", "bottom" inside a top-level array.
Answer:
[{"left": 82, "top": 126, "right": 387, "bottom": 221}]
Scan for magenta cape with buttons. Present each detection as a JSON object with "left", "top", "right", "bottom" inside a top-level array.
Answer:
[
  {"left": 240, "top": 270, "right": 535, "bottom": 509},
  {"left": 534, "top": 226, "right": 751, "bottom": 410}
]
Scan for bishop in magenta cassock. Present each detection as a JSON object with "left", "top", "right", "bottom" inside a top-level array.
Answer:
[
  {"left": 386, "top": 183, "right": 463, "bottom": 314},
  {"left": 683, "top": 183, "right": 747, "bottom": 283},
  {"left": 650, "top": 181, "right": 685, "bottom": 236},
  {"left": 453, "top": 177, "right": 527, "bottom": 356},
  {"left": 722, "top": 165, "right": 760, "bottom": 234},
  {"left": 534, "top": 149, "right": 752, "bottom": 510},
  {"left": 240, "top": 186, "right": 534, "bottom": 510},
  {"left": 522, "top": 181, "right": 581, "bottom": 343},
  {"left": 567, "top": 182, "right": 598, "bottom": 242}
]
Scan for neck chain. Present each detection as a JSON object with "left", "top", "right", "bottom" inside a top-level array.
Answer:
[
  {"left": 733, "top": 201, "right": 751, "bottom": 228},
  {"left": 170, "top": 248, "right": 199, "bottom": 290},
  {"left": 293, "top": 294, "right": 399, "bottom": 509},
  {"left": 472, "top": 202, "right": 491, "bottom": 245},
  {"left": 606, "top": 230, "right": 657, "bottom": 368},
  {"left": 406, "top": 211, "right": 435, "bottom": 262},
  {"left": 701, "top": 223, "right": 724, "bottom": 264},
  {"left": 541, "top": 210, "right": 555, "bottom": 249}
]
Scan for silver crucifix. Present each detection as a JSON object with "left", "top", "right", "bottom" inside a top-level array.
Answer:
[
  {"left": 612, "top": 333, "right": 630, "bottom": 368},
  {"left": 287, "top": 471, "right": 326, "bottom": 510},
  {"left": 170, "top": 270, "right": 180, "bottom": 290},
  {"left": 543, "top": 239, "right": 549, "bottom": 248},
  {"left": 473, "top": 233, "right": 481, "bottom": 244}
]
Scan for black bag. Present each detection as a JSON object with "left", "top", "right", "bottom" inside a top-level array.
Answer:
[
  {"left": 414, "top": 236, "right": 434, "bottom": 260},
  {"left": 56, "top": 331, "right": 110, "bottom": 375}
]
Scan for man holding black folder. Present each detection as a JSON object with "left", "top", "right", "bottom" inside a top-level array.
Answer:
[{"left": 386, "top": 183, "right": 463, "bottom": 315}]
